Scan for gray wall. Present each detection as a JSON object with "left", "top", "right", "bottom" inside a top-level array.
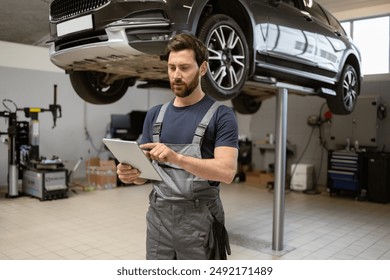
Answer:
[
  {"left": 360, "top": 75, "right": 390, "bottom": 151},
  {"left": 249, "top": 74, "right": 390, "bottom": 186}
]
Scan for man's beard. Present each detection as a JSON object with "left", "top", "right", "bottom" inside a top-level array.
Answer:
[{"left": 170, "top": 72, "right": 200, "bottom": 98}]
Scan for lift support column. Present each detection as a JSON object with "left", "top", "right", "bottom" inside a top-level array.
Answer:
[
  {"left": 252, "top": 80, "right": 317, "bottom": 252},
  {"left": 273, "top": 86, "right": 288, "bottom": 251}
]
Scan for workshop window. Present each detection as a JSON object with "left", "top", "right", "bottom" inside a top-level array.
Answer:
[{"left": 342, "top": 15, "right": 390, "bottom": 75}]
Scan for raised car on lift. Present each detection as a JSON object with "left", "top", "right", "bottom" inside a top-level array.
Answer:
[{"left": 47, "top": 0, "right": 362, "bottom": 115}]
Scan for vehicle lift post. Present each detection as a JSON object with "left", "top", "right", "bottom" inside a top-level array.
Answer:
[
  {"left": 264, "top": 81, "right": 316, "bottom": 252},
  {"left": 272, "top": 86, "right": 288, "bottom": 251}
]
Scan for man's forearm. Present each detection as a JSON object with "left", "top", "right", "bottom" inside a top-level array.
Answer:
[{"left": 173, "top": 153, "right": 237, "bottom": 184}]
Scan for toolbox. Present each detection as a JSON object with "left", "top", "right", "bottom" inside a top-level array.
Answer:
[{"left": 327, "top": 150, "right": 361, "bottom": 196}]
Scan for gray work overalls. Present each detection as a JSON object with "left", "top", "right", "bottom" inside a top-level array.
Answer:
[{"left": 146, "top": 101, "right": 230, "bottom": 260}]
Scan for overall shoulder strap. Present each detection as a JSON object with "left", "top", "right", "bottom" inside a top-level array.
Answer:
[
  {"left": 152, "top": 102, "right": 169, "bottom": 143},
  {"left": 192, "top": 101, "right": 221, "bottom": 146}
]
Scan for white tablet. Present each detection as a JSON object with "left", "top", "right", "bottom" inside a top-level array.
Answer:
[{"left": 102, "top": 138, "right": 162, "bottom": 181}]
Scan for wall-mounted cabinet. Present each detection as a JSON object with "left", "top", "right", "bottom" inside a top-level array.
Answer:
[{"left": 329, "top": 95, "right": 380, "bottom": 148}]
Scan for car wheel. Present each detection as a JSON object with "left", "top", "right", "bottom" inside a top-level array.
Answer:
[
  {"left": 69, "top": 71, "right": 135, "bottom": 104},
  {"left": 232, "top": 94, "right": 262, "bottom": 114},
  {"left": 197, "top": 14, "right": 249, "bottom": 101},
  {"left": 326, "top": 64, "right": 359, "bottom": 115}
]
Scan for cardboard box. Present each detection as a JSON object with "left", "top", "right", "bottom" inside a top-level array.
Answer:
[
  {"left": 85, "top": 157, "right": 117, "bottom": 190},
  {"left": 245, "top": 170, "right": 274, "bottom": 188}
]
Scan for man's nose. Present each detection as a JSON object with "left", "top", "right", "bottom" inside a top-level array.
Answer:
[{"left": 173, "top": 69, "right": 182, "bottom": 78}]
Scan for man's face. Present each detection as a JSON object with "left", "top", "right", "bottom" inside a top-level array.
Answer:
[{"left": 167, "top": 49, "right": 204, "bottom": 98}]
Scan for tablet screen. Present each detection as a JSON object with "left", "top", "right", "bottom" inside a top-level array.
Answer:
[{"left": 102, "top": 138, "right": 162, "bottom": 181}]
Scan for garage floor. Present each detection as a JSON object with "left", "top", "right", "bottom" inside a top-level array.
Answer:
[{"left": 0, "top": 182, "right": 390, "bottom": 260}]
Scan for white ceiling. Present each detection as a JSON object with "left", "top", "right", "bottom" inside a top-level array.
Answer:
[{"left": 0, "top": 0, "right": 388, "bottom": 47}]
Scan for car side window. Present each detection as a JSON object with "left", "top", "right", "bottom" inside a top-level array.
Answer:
[
  {"left": 323, "top": 9, "right": 347, "bottom": 35},
  {"left": 304, "top": 2, "right": 329, "bottom": 25}
]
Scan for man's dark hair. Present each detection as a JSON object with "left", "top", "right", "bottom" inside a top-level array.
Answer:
[{"left": 165, "top": 33, "right": 208, "bottom": 66}]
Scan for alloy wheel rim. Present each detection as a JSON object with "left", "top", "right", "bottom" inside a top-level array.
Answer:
[
  {"left": 342, "top": 69, "right": 358, "bottom": 111},
  {"left": 207, "top": 24, "right": 246, "bottom": 91}
]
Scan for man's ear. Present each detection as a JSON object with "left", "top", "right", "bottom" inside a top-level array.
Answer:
[{"left": 200, "top": 61, "right": 208, "bottom": 76}]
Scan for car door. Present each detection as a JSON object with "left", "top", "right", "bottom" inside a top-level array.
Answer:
[
  {"left": 266, "top": 0, "right": 317, "bottom": 67},
  {"left": 303, "top": 1, "right": 346, "bottom": 74},
  {"left": 250, "top": 0, "right": 274, "bottom": 55}
]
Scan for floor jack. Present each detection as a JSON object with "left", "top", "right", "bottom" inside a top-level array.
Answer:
[{"left": 1, "top": 85, "right": 68, "bottom": 200}]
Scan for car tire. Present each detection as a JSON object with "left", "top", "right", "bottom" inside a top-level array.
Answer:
[
  {"left": 197, "top": 14, "right": 249, "bottom": 101},
  {"left": 326, "top": 64, "right": 359, "bottom": 115},
  {"left": 69, "top": 71, "right": 135, "bottom": 104},
  {"left": 232, "top": 93, "right": 262, "bottom": 114}
]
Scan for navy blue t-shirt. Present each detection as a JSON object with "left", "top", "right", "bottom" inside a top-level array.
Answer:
[{"left": 140, "top": 95, "right": 238, "bottom": 159}]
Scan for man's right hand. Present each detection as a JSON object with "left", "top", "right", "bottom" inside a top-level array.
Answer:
[{"left": 117, "top": 163, "right": 147, "bottom": 185}]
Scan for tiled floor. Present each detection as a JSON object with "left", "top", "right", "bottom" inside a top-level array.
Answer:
[{"left": 1, "top": 181, "right": 390, "bottom": 260}]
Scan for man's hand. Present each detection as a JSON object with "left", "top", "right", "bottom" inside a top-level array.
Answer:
[
  {"left": 140, "top": 143, "right": 179, "bottom": 163},
  {"left": 117, "top": 163, "right": 146, "bottom": 185}
]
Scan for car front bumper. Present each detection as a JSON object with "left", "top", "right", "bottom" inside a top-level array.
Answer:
[{"left": 48, "top": 22, "right": 170, "bottom": 80}]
